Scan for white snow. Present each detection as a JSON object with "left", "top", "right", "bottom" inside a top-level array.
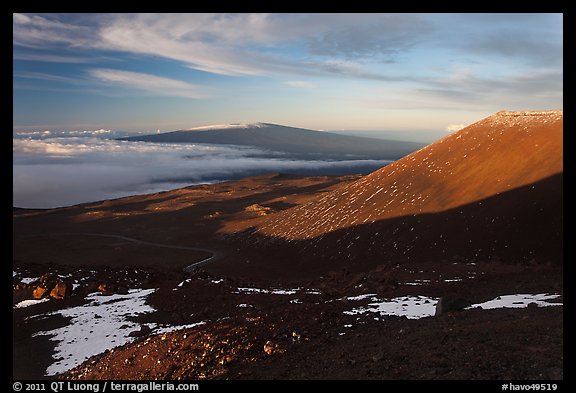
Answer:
[
  {"left": 343, "top": 292, "right": 562, "bottom": 321},
  {"left": 33, "top": 288, "right": 156, "bottom": 376},
  {"left": 185, "top": 123, "right": 268, "bottom": 131},
  {"left": 173, "top": 279, "right": 192, "bottom": 290},
  {"left": 236, "top": 287, "right": 299, "bottom": 295},
  {"left": 20, "top": 277, "right": 40, "bottom": 284},
  {"left": 468, "top": 293, "right": 562, "bottom": 310},
  {"left": 344, "top": 295, "right": 438, "bottom": 320},
  {"left": 14, "top": 298, "right": 50, "bottom": 308},
  {"left": 155, "top": 321, "right": 206, "bottom": 334},
  {"left": 347, "top": 293, "right": 378, "bottom": 301}
]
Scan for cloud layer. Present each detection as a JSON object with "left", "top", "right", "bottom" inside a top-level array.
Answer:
[
  {"left": 89, "top": 69, "right": 209, "bottom": 99},
  {"left": 13, "top": 13, "right": 562, "bottom": 102},
  {"left": 13, "top": 135, "right": 391, "bottom": 208}
]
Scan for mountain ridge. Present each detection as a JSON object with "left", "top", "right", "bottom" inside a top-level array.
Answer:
[
  {"left": 120, "top": 123, "right": 425, "bottom": 160},
  {"left": 255, "top": 110, "right": 562, "bottom": 239},
  {"left": 218, "top": 110, "right": 563, "bottom": 278}
]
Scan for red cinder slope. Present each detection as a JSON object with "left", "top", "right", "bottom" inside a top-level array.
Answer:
[{"left": 243, "top": 110, "right": 562, "bottom": 274}]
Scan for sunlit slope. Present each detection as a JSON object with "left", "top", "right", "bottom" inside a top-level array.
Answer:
[
  {"left": 256, "top": 111, "right": 562, "bottom": 241},
  {"left": 228, "top": 111, "right": 563, "bottom": 275}
]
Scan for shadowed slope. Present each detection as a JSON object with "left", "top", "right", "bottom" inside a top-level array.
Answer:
[{"left": 219, "top": 111, "right": 562, "bottom": 278}]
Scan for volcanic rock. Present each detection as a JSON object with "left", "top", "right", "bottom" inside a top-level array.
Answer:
[
  {"left": 435, "top": 297, "right": 473, "bottom": 316},
  {"left": 128, "top": 325, "right": 152, "bottom": 338},
  {"left": 32, "top": 286, "right": 48, "bottom": 299},
  {"left": 98, "top": 283, "right": 115, "bottom": 296},
  {"left": 50, "top": 281, "right": 72, "bottom": 299}
]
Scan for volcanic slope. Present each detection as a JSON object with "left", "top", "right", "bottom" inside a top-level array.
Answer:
[
  {"left": 121, "top": 123, "right": 423, "bottom": 160},
  {"left": 229, "top": 111, "right": 563, "bottom": 277}
]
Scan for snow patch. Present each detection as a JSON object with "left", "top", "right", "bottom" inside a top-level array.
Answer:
[
  {"left": 14, "top": 298, "right": 50, "bottom": 308},
  {"left": 155, "top": 321, "right": 207, "bottom": 334},
  {"left": 344, "top": 295, "right": 438, "bottom": 320},
  {"left": 236, "top": 287, "right": 299, "bottom": 295},
  {"left": 185, "top": 123, "right": 268, "bottom": 131},
  {"left": 20, "top": 277, "right": 40, "bottom": 284},
  {"left": 33, "top": 288, "right": 156, "bottom": 376},
  {"left": 347, "top": 293, "right": 378, "bottom": 301},
  {"left": 343, "top": 292, "right": 562, "bottom": 320},
  {"left": 468, "top": 293, "right": 562, "bottom": 310}
]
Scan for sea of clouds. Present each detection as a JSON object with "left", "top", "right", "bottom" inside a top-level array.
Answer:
[{"left": 13, "top": 131, "right": 392, "bottom": 208}]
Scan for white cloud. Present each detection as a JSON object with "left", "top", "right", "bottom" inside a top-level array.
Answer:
[
  {"left": 12, "top": 13, "right": 92, "bottom": 48},
  {"left": 13, "top": 137, "right": 391, "bottom": 208},
  {"left": 13, "top": 13, "right": 428, "bottom": 80},
  {"left": 89, "top": 69, "right": 209, "bottom": 99},
  {"left": 13, "top": 138, "right": 76, "bottom": 157},
  {"left": 445, "top": 124, "right": 466, "bottom": 133},
  {"left": 93, "top": 14, "right": 428, "bottom": 79},
  {"left": 284, "top": 80, "right": 317, "bottom": 88}
]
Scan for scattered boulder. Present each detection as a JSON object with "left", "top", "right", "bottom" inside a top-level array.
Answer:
[
  {"left": 32, "top": 286, "right": 49, "bottom": 299},
  {"left": 263, "top": 340, "right": 284, "bottom": 355},
  {"left": 31, "top": 273, "right": 59, "bottom": 299},
  {"left": 435, "top": 297, "right": 472, "bottom": 316},
  {"left": 116, "top": 286, "right": 129, "bottom": 295},
  {"left": 128, "top": 325, "right": 152, "bottom": 338},
  {"left": 244, "top": 204, "right": 271, "bottom": 216},
  {"left": 50, "top": 281, "right": 73, "bottom": 299},
  {"left": 98, "top": 283, "right": 115, "bottom": 296}
]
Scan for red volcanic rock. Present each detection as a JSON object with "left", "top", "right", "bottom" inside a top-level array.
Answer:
[
  {"left": 32, "top": 286, "right": 48, "bottom": 299},
  {"left": 50, "top": 281, "right": 72, "bottom": 299},
  {"left": 246, "top": 110, "right": 563, "bottom": 275},
  {"left": 98, "top": 283, "right": 114, "bottom": 296}
]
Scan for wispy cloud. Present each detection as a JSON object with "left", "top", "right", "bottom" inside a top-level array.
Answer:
[
  {"left": 94, "top": 13, "right": 431, "bottom": 80},
  {"left": 13, "top": 51, "right": 95, "bottom": 63},
  {"left": 13, "top": 13, "right": 92, "bottom": 48},
  {"left": 284, "top": 80, "right": 317, "bottom": 88},
  {"left": 13, "top": 13, "right": 429, "bottom": 81},
  {"left": 12, "top": 13, "right": 563, "bottom": 87},
  {"left": 14, "top": 71, "right": 81, "bottom": 84},
  {"left": 89, "top": 69, "right": 209, "bottom": 99},
  {"left": 416, "top": 69, "right": 563, "bottom": 109}
]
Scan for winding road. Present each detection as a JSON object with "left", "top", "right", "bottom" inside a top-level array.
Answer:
[{"left": 60, "top": 233, "right": 223, "bottom": 272}]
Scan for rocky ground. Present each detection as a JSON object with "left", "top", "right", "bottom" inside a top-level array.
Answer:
[
  {"left": 13, "top": 173, "right": 563, "bottom": 381},
  {"left": 13, "top": 256, "right": 563, "bottom": 380}
]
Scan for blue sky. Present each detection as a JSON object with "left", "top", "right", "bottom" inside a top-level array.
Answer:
[{"left": 13, "top": 13, "right": 563, "bottom": 136}]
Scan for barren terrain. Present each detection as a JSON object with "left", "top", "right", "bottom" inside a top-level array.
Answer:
[{"left": 13, "top": 111, "right": 563, "bottom": 380}]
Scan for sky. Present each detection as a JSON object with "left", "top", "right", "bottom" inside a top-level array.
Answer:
[
  {"left": 12, "top": 13, "right": 564, "bottom": 208},
  {"left": 13, "top": 13, "right": 563, "bottom": 135}
]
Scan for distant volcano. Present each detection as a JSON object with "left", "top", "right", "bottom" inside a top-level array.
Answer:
[{"left": 120, "top": 123, "right": 424, "bottom": 160}]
